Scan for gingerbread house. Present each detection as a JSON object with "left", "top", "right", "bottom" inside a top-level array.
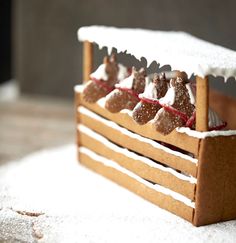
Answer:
[{"left": 75, "top": 26, "right": 236, "bottom": 226}]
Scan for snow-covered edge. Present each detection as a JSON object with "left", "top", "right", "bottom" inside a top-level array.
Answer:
[{"left": 177, "top": 127, "right": 236, "bottom": 138}]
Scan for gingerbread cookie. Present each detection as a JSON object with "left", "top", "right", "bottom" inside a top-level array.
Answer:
[
  {"left": 105, "top": 67, "right": 146, "bottom": 113},
  {"left": 132, "top": 71, "right": 188, "bottom": 125},
  {"left": 153, "top": 77, "right": 195, "bottom": 135},
  {"left": 132, "top": 73, "right": 169, "bottom": 125},
  {"left": 82, "top": 54, "right": 128, "bottom": 103}
]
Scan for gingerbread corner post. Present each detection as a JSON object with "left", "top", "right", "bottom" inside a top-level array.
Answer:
[
  {"left": 193, "top": 75, "right": 210, "bottom": 225},
  {"left": 193, "top": 75, "right": 236, "bottom": 226},
  {"left": 195, "top": 76, "right": 209, "bottom": 132},
  {"left": 76, "top": 41, "right": 94, "bottom": 159},
  {"left": 83, "top": 41, "right": 94, "bottom": 82}
]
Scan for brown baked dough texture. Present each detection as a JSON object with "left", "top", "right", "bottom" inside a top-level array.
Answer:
[
  {"left": 154, "top": 78, "right": 195, "bottom": 135},
  {"left": 82, "top": 55, "right": 119, "bottom": 103},
  {"left": 105, "top": 67, "right": 146, "bottom": 113},
  {"left": 132, "top": 73, "right": 168, "bottom": 125},
  {"left": 79, "top": 149, "right": 194, "bottom": 223},
  {"left": 79, "top": 129, "right": 196, "bottom": 199}
]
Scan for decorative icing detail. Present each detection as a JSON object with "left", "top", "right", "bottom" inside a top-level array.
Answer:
[
  {"left": 78, "top": 106, "right": 198, "bottom": 164},
  {"left": 118, "top": 64, "right": 129, "bottom": 81},
  {"left": 90, "top": 63, "right": 108, "bottom": 81},
  {"left": 177, "top": 127, "right": 236, "bottom": 138},
  {"left": 79, "top": 146, "right": 195, "bottom": 208},
  {"left": 78, "top": 124, "right": 197, "bottom": 183},
  {"left": 159, "top": 86, "right": 175, "bottom": 106},
  {"left": 185, "top": 83, "right": 196, "bottom": 105},
  {"left": 115, "top": 73, "right": 134, "bottom": 89},
  {"left": 96, "top": 97, "right": 106, "bottom": 107},
  {"left": 139, "top": 79, "right": 157, "bottom": 99}
]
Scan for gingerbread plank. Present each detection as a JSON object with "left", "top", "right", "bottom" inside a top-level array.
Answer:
[
  {"left": 79, "top": 124, "right": 196, "bottom": 199},
  {"left": 78, "top": 106, "right": 198, "bottom": 177},
  {"left": 79, "top": 146, "right": 194, "bottom": 222}
]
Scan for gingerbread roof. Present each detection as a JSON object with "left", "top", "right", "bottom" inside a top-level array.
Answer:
[{"left": 78, "top": 26, "right": 236, "bottom": 80}]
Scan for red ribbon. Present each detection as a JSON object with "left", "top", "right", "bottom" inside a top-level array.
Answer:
[
  {"left": 139, "top": 97, "right": 161, "bottom": 105},
  {"left": 139, "top": 96, "right": 195, "bottom": 128},
  {"left": 91, "top": 77, "right": 114, "bottom": 93},
  {"left": 140, "top": 96, "right": 227, "bottom": 131},
  {"left": 91, "top": 78, "right": 226, "bottom": 131},
  {"left": 186, "top": 111, "right": 196, "bottom": 128}
]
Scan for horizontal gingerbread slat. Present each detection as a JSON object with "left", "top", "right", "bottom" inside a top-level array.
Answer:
[
  {"left": 78, "top": 106, "right": 198, "bottom": 177},
  {"left": 79, "top": 125, "right": 196, "bottom": 199},
  {"left": 75, "top": 91, "right": 200, "bottom": 155},
  {"left": 79, "top": 147, "right": 194, "bottom": 223}
]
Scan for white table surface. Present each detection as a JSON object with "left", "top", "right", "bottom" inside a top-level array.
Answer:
[{"left": 0, "top": 144, "right": 235, "bottom": 243}]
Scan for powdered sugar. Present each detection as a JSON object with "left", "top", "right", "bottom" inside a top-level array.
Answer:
[
  {"left": 159, "top": 86, "right": 175, "bottom": 106},
  {"left": 118, "top": 63, "right": 129, "bottom": 81},
  {"left": 90, "top": 63, "right": 109, "bottom": 81},
  {"left": 115, "top": 73, "right": 134, "bottom": 89},
  {"left": 1, "top": 145, "right": 236, "bottom": 242},
  {"left": 140, "top": 80, "right": 157, "bottom": 99}
]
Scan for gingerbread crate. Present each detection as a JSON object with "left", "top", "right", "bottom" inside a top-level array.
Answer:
[{"left": 75, "top": 26, "right": 236, "bottom": 226}]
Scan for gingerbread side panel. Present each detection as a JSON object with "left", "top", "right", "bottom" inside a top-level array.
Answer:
[
  {"left": 79, "top": 128, "right": 196, "bottom": 200},
  {"left": 221, "top": 137, "right": 236, "bottom": 220},
  {"left": 79, "top": 148, "right": 194, "bottom": 222},
  {"left": 193, "top": 136, "right": 236, "bottom": 226},
  {"left": 78, "top": 108, "right": 198, "bottom": 177}
]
